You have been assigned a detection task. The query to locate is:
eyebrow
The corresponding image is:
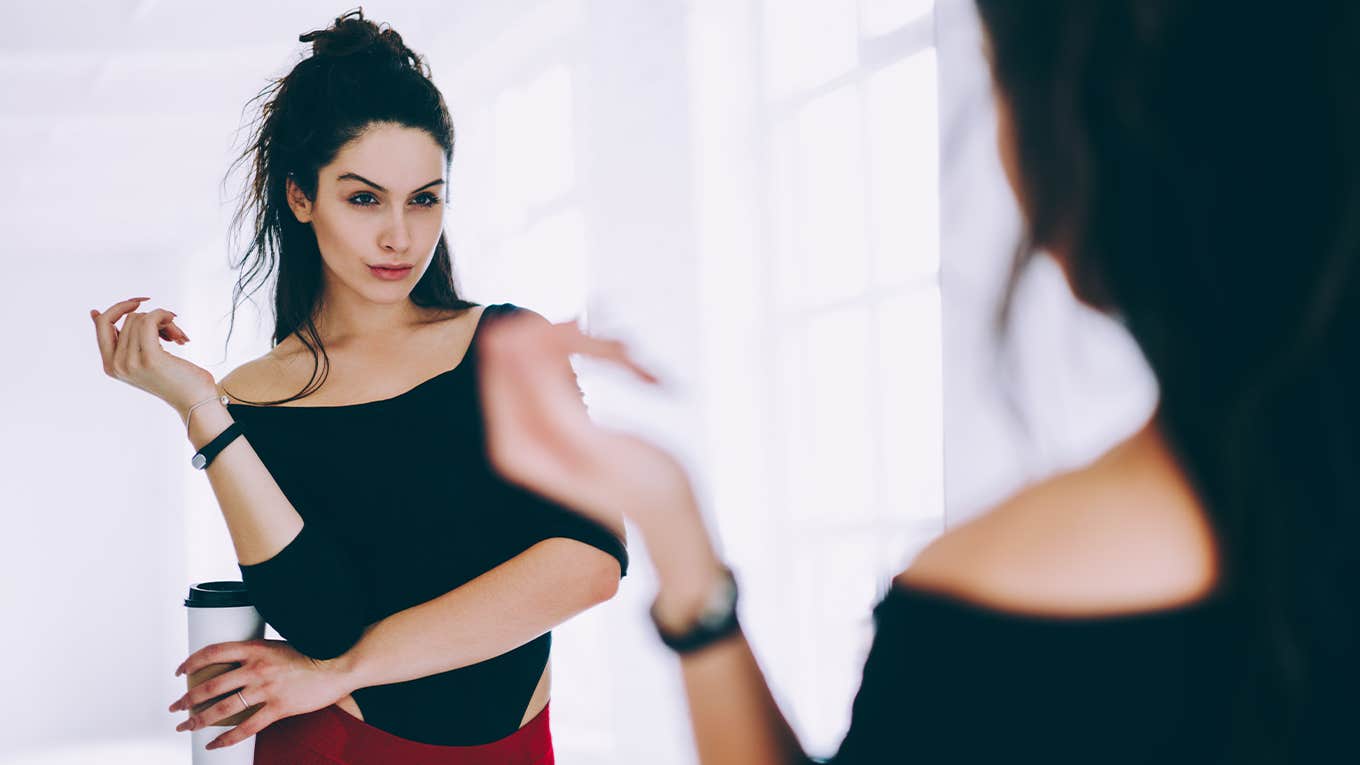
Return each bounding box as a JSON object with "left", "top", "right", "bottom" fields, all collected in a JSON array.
[{"left": 336, "top": 172, "right": 445, "bottom": 194}]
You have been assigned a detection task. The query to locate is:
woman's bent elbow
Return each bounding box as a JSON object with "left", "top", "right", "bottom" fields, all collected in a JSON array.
[
  {"left": 592, "top": 558, "right": 622, "bottom": 603},
  {"left": 286, "top": 625, "right": 365, "bottom": 661}
]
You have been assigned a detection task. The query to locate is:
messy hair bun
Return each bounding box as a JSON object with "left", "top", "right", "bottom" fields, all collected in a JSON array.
[
  {"left": 223, "top": 6, "right": 473, "bottom": 405},
  {"left": 299, "top": 9, "right": 428, "bottom": 75}
]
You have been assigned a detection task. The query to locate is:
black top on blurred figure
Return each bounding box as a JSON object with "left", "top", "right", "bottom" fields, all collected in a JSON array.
[
  {"left": 826, "top": 584, "right": 1352, "bottom": 763},
  {"left": 228, "top": 302, "right": 628, "bottom": 746}
]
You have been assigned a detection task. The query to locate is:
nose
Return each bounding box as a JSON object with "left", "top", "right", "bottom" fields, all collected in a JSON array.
[{"left": 379, "top": 206, "right": 412, "bottom": 255}]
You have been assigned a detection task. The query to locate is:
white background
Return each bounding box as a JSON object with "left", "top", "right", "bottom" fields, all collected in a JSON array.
[{"left": 0, "top": 1, "right": 1154, "bottom": 762}]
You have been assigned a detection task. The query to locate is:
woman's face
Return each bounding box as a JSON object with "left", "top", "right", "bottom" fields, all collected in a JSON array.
[{"left": 286, "top": 122, "right": 448, "bottom": 304}]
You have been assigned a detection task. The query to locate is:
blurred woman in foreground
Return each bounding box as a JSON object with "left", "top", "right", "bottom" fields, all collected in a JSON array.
[{"left": 477, "top": 2, "right": 1359, "bottom": 762}]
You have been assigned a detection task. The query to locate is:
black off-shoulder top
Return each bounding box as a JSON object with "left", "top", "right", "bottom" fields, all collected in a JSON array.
[
  {"left": 228, "top": 303, "right": 627, "bottom": 746},
  {"left": 827, "top": 583, "right": 1352, "bottom": 763}
]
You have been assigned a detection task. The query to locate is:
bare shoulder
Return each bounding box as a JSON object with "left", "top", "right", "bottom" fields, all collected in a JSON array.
[
  {"left": 217, "top": 305, "right": 487, "bottom": 404},
  {"left": 216, "top": 348, "right": 302, "bottom": 404},
  {"left": 897, "top": 424, "right": 1221, "bottom": 617}
]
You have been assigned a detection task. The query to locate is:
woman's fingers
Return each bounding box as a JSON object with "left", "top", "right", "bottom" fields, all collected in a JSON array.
[
  {"left": 176, "top": 640, "right": 258, "bottom": 678},
  {"left": 145, "top": 307, "right": 190, "bottom": 344},
  {"left": 169, "top": 666, "right": 251, "bottom": 713},
  {"left": 160, "top": 319, "right": 189, "bottom": 344},
  {"left": 177, "top": 689, "right": 257, "bottom": 733},
  {"left": 116, "top": 307, "right": 182, "bottom": 370},
  {"left": 90, "top": 297, "right": 149, "bottom": 372},
  {"left": 205, "top": 707, "right": 279, "bottom": 751},
  {"left": 111, "top": 311, "right": 142, "bottom": 375},
  {"left": 95, "top": 296, "right": 150, "bottom": 321},
  {"left": 90, "top": 309, "right": 117, "bottom": 373},
  {"left": 91, "top": 299, "right": 190, "bottom": 375},
  {"left": 547, "top": 321, "right": 659, "bottom": 384},
  {"left": 137, "top": 308, "right": 179, "bottom": 354}
]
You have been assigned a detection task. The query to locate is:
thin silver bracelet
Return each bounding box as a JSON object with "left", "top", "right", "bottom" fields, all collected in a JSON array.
[{"left": 184, "top": 394, "right": 229, "bottom": 437}]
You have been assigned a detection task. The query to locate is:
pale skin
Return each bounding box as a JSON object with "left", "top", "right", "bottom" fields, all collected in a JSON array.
[
  {"left": 89, "top": 123, "right": 621, "bottom": 750},
  {"left": 471, "top": 99, "right": 1222, "bottom": 762}
]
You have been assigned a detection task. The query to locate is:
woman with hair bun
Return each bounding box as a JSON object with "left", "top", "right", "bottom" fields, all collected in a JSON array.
[{"left": 88, "top": 9, "right": 625, "bottom": 763}]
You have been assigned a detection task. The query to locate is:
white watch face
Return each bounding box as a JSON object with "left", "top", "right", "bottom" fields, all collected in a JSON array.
[
  {"left": 697, "top": 573, "right": 737, "bottom": 628},
  {"left": 191, "top": 453, "right": 207, "bottom": 470}
]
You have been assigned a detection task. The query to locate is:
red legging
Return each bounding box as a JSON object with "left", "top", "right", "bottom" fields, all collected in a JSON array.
[{"left": 254, "top": 703, "right": 554, "bottom": 765}]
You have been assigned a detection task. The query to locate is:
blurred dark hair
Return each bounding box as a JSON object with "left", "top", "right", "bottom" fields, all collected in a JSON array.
[
  {"left": 977, "top": 1, "right": 1358, "bottom": 759},
  {"left": 224, "top": 7, "right": 475, "bottom": 404}
]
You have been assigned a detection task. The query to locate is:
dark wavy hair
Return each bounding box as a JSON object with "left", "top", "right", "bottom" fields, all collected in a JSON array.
[
  {"left": 223, "top": 7, "right": 476, "bottom": 405},
  {"left": 978, "top": 1, "right": 1359, "bottom": 760}
]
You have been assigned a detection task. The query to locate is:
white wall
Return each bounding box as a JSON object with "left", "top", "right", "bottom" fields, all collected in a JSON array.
[{"left": 934, "top": 0, "right": 1157, "bottom": 523}]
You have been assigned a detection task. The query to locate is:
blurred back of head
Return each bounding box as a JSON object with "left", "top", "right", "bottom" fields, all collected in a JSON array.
[{"left": 977, "top": 1, "right": 1359, "bottom": 757}]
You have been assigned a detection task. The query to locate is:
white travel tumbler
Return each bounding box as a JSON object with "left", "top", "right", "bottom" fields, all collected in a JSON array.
[{"left": 184, "top": 581, "right": 265, "bottom": 764}]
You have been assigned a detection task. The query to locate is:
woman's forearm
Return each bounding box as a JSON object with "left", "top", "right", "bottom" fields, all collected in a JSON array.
[
  {"left": 186, "top": 401, "right": 303, "bottom": 565},
  {"left": 187, "top": 400, "right": 369, "bottom": 659},
  {"left": 333, "top": 537, "right": 620, "bottom": 691},
  {"left": 642, "top": 513, "right": 810, "bottom": 765},
  {"left": 680, "top": 635, "right": 811, "bottom": 765}
]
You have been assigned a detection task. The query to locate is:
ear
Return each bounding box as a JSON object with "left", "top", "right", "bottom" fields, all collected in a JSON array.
[{"left": 285, "top": 175, "right": 314, "bottom": 223}]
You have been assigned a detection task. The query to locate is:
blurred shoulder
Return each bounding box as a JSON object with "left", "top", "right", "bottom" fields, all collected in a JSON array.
[
  {"left": 475, "top": 303, "right": 558, "bottom": 346},
  {"left": 898, "top": 423, "right": 1221, "bottom": 617},
  {"left": 483, "top": 302, "right": 549, "bottom": 324}
]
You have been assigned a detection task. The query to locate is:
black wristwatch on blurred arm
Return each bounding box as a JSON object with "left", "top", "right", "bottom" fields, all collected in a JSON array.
[{"left": 651, "top": 566, "right": 741, "bottom": 654}]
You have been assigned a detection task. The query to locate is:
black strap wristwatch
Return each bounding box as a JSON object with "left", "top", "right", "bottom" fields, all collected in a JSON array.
[
  {"left": 191, "top": 422, "right": 244, "bottom": 470},
  {"left": 651, "top": 566, "right": 741, "bottom": 654}
]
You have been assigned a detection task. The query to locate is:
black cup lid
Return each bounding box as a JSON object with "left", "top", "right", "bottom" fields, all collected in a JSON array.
[{"left": 185, "top": 580, "right": 253, "bottom": 608}]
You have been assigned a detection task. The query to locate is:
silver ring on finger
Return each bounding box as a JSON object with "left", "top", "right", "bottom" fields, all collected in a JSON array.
[{"left": 237, "top": 690, "right": 249, "bottom": 711}]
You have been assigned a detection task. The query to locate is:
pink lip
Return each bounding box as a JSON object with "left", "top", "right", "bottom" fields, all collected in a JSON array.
[{"left": 368, "top": 265, "right": 413, "bottom": 281}]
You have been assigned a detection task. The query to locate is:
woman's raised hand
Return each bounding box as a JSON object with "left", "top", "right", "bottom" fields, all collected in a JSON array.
[
  {"left": 90, "top": 297, "right": 219, "bottom": 418},
  {"left": 476, "top": 312, "right": 697, "bottom": 532},
  {"left": 477, "top": 312, "right": 728, "bottom": 615}
]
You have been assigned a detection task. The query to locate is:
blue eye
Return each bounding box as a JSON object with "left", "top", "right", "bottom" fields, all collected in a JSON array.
[
  {"left": 412, "top": 193, "right": 441, "bottom": 207},
  {"left": 349, "top": 192, "right": 379, "bottom": 207}
]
